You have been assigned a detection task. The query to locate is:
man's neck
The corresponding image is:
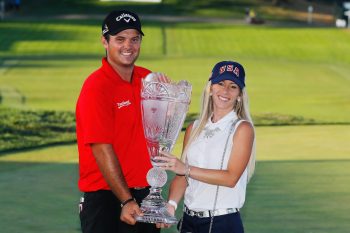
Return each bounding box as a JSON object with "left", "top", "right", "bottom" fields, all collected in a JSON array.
[
  {"left": 107, "top": 59, "right": 134, "bottom": 83},
  {"left": 117, "top": 67, "right": 134, "bottom": 83}
]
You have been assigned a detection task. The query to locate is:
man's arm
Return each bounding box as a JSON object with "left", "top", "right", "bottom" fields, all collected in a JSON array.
[{"left": 91, "top": 143, "right": 141, "bottom": 225}]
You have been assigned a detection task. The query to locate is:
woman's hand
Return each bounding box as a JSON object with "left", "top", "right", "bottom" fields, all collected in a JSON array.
[
  {"left": 155, "top": 152, "right": 186, "bottom": 175},
  {"left": 155, "top": 203, "right": 176, "bottom": 228}
]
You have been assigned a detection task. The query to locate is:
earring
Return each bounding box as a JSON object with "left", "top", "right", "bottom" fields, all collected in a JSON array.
[
  {"left": 209, "top": 92, "right": 213, "bottom": 96},
  {"left": 237, "top": 98, "right": 241, "bottom": 102}
]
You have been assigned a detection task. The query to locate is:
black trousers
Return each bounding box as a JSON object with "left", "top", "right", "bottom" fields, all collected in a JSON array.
[
  {"left": 179, "top": 212, "right": 244, "bottom": 233},
  {"left": 79, "top": 189, "right": 160, "bottom": 233}
]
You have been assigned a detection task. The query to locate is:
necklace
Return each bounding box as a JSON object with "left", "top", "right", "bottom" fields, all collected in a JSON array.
[{"left": 203, "top": 126, "right": 221, "bottom": 139}]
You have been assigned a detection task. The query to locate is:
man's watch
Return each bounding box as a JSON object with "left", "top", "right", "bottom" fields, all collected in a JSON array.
[{"left": 120, "top": 197, "right": 136, "bottom": 208}]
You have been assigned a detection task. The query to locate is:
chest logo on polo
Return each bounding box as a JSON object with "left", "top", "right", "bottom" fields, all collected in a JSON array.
[{"left": 117, "top": 100, "right": 131, "bottom": 109}]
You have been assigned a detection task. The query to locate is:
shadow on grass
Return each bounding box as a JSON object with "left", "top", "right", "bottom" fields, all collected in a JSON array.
[
  {"left": 10, "top": 0, "right": 251, "bottom": 18},
  {"left": 15, "top": 1, "right": 178, "bottom": 17},
  {"left": 0, "top": 18, "right": 231, "bottom": 62},
  {"left": 1, "top": 16, "right": 334, "bottom": 66}
]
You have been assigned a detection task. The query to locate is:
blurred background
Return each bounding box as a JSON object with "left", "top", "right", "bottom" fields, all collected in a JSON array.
[{"left": 0, "top": 0, "right": 349, "bottom": 232}]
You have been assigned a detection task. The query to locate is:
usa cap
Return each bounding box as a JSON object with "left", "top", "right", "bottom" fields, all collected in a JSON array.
[
  {"left": 209, "top": 61, "right": 245, "bottom": 89},
  {"left": 102, "top": 10, "right": 144, "bottom": 37}
]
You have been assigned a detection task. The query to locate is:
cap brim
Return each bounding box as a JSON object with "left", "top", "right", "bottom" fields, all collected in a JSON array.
[
  {"left": 211, "top": 73, "right": 245, "bottom": 89},
  {"left": 107, "top": 26, "right": 144, "bottom": 36}
]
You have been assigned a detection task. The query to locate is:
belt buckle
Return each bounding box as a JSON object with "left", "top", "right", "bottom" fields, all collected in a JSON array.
[
  {"left": 227, "top": 208, "right": 234, "bottom": 214},
  {"left": 197, "top": 211, "right": 204, "bottom": 217},
  {"left": 185, "top": 206, "right": 210, "bottom": 218}
]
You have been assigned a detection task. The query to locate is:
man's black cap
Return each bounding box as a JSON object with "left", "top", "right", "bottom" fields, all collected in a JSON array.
[{"left": 102, "top": 10, "right": 144, "bottom": 37}]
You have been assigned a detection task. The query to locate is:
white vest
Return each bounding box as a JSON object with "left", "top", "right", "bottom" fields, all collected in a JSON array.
[{"left": 184, "top": 110, "right": 248, "bottom": 211}]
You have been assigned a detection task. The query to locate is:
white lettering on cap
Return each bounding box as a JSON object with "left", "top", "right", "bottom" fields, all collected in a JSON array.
[
  {"left": 219, "top": 65, "right": 240, "bottom": 77},
  {"left": 102, "top": 24, "right": 109, "bottom": 35},
  {"left": 116, "top": 13, "right": 137, "bottom": 23}
]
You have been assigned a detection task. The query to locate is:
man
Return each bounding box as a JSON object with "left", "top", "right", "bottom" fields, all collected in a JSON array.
[{"left": 76, "top": 10, "right": 161, "bottom": 233}]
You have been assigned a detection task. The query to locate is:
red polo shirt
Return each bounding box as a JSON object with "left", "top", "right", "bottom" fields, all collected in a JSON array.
[{"left": 76, "top": 58, "right": 152, "bottom": 192}]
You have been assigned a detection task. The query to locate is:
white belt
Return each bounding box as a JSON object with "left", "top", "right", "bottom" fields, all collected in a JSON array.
[{"left": 184, "top": 205, "right": 239, "bottom": 218}]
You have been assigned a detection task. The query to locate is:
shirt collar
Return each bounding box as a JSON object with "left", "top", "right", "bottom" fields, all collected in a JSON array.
[
  {"left": 207, "top": 110, "right": 238, "bottom": 130},
  {"left": 101, "top": 57, "right": 138, "bottom": 85}
]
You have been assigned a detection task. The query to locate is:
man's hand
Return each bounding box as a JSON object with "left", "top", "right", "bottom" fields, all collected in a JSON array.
[
  {"left": 120, "top": 201, "right": 142, "bottom": 225},
  {"left": 145, "top": 72, "right": 171, "bottom": 83}
]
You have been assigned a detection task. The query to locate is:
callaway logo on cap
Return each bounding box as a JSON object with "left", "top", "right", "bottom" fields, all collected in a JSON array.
[
  {"left": 209, "top": 61, "right": 246, "bottom": 89},
  {"left": 102, "top": 10, "right": 144, "bottom": 37}
]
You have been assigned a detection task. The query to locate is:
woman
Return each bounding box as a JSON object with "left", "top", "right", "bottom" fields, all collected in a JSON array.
[{"left": 156, "top": 61, "right": 256, "bottom": 233}]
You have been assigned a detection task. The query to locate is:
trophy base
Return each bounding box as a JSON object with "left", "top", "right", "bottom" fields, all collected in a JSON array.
[
  {"left": 135, "top": 207, "right": 178, "bottom": 224},
  {"left": 135, "top": 168, "right": 178, "bottom": 224},
  {"left": 135, "top": 184, "right": 178, "bottom": 224}
]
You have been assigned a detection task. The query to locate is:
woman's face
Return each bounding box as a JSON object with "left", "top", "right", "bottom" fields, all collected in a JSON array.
[{"left": 210, "top": 80, "right": 241, "bottom": 112}]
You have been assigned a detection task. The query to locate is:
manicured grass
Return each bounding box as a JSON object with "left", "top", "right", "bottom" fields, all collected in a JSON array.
[
  {"left": 1, "top": 21, "right": 350, "bottom": 122},
  {"left": 2, "top": 56, "right": 350, "bottom": 123},
  {"left": 1, "top": 126, "right": 349, "bottom": 233},
  {"left": 172, "top": 125, "right": 350, "bottom": 160},
  {"left": 244, "top": 159, "right": 350, "bottom": 233},
  {"left": 6, "top": 0, "right": 336, "bottom": 26},
  {"left": 245, "top": 125, "right": 350, "bottom": 233},
  {"left": 2, "top": 21, "right": 350, "bottom": 63},
  {"left": 256, "top": 125, "right": 350, "bottom": 161}
]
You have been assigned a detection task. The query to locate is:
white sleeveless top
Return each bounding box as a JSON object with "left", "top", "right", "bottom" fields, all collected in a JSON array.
[{"left": 184, "top": 110, "right": 248, "bottom": 211}]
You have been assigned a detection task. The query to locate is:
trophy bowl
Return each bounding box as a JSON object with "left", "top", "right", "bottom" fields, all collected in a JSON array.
[{"left": 135, "top": 73, "right": 192, "bottom": 224}]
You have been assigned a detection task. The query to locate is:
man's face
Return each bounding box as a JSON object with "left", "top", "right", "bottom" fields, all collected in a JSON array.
[{"left": 103, "top": 29, "right": 142, "bottom": 68}]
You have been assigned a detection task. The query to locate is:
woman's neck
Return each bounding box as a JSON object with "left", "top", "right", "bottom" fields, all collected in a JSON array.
[{"left": 211, "top": 109, "right": 232, "bottom": 123}]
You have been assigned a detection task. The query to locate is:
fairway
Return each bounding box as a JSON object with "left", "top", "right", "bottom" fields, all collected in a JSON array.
[{"left": 1, "top": 21, "right": 350, "bottom": 122}]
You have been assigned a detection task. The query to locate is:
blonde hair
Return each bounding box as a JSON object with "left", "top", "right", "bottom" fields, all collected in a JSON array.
[{"left": 181, "top": 80, "right": 256, "bottom": 182}]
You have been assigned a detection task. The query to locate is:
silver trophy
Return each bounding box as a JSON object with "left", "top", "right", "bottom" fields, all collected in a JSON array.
[{"left": 135, "top": 73, "right": 192, "bottom": 224}]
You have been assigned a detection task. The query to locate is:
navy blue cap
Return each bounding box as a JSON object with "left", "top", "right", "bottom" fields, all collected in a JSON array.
[
  {"left": 102, "top": 10, "right": 144, "bottom": 37},
  {"left": 209, "top": 61, "right": 245, "bottom": 89}
]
